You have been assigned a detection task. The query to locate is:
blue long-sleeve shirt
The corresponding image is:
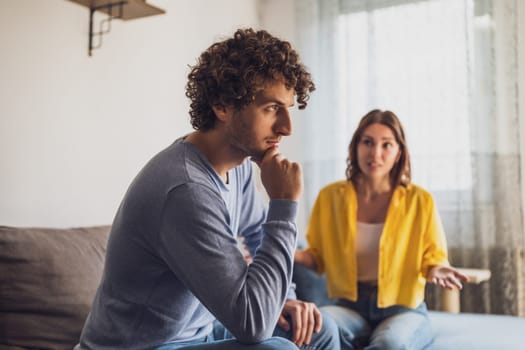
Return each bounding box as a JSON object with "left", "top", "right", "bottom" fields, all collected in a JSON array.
[{"left": 76, "top": 138, "right": 298, "bottom": 349}]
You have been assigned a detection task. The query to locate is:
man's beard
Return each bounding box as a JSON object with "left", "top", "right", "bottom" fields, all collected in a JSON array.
[
  {"left": 228, "top": 112, "right": 267, "bottom": 161},
  {"left": 229, "top": 133, "right": 266, "bottom": 161}
]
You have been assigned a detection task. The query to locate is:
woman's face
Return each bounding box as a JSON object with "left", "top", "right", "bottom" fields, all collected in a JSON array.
[{"left": 356, "top": 123, "right": 401, "bottom": 182}]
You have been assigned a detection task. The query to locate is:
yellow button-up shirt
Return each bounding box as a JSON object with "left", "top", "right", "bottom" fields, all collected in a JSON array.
[{"left": 305, "top": 180, "right": 449, "bottom": 309}]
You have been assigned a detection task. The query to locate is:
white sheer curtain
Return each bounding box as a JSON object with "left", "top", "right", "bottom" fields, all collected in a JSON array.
[{"left": 294, "top": 0, "right": 524, "bottom": 315}]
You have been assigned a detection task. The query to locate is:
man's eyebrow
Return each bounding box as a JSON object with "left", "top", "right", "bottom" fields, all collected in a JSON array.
[{"left": 260, "top": 97, "right": 294, "bottom": 107}]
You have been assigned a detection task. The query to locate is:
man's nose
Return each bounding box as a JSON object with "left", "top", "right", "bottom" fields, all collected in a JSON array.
[{"left": 275, "top": 109, "right": 292, "bottom": 136}]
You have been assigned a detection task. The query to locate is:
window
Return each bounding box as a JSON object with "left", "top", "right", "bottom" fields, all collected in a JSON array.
[{"left": 337, "top": 0, "right": 481, "bottom": 191}]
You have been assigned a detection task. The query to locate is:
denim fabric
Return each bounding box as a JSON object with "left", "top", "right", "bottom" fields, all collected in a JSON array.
[
  {"left": 321, "top": 283, "right": 434, "bottom": 350},
  {"left": 272, "top": 309, "right": 340, "bottom": 350},
  {"left": 152, "top": 332, "right": 296, "bottom": 350},
  {"left": 153, "top": 309, "right": 340, "bottom": 350}
]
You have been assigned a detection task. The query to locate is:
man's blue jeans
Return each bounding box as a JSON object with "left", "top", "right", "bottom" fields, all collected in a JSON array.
[
  {"left": 320, "top": 283, "right": 434, "bottom": 350},
  {"left": 153, "top": 334, "right": 296, "bottom": 350},
  {"left": 271, "top": 309, "right": 340, "bottom": 350},
  {"left": 154, "top": 309, "right": 340, "bottom": 350}
]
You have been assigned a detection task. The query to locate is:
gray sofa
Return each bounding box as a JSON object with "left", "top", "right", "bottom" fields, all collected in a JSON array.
[
  {"left": 1, "top": 225, "right": 524, "bottom": 349},
  {"left": 292, "top": 263, "right": 525, "bottom": 349}
]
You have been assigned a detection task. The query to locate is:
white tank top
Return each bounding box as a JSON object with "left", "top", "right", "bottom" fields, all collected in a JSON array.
[{"left": 356, "top": 221, "right": 384, "bottom": 282}]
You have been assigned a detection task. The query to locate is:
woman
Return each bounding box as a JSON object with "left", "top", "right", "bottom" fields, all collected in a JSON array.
[{"left": 295, "top": 109, "right": 468, "bottom": 349}]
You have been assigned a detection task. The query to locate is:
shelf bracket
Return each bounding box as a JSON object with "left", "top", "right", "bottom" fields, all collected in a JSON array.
[
  {"left": 69, "top": 0, "right": 165, "bottom": 56},
  {"left": 88, "top": 1, "right": 126, "bottom": 56}
]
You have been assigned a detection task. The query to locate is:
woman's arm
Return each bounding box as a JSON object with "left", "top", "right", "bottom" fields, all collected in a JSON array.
[{"left": 294, "top": 249, "right": 317, "bottom": 271}]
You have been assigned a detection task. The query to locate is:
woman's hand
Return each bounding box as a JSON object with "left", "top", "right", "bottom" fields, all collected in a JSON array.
[
  {"left": 294, "top": 249, "right": 317, "bottom": 271},
  {"left": 427, "top": 265, "right": 469, "bottom": 290}
]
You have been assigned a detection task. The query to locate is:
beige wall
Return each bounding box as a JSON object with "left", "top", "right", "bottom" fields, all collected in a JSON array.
[{"left": 0, "top": 0, "right": 259, "bottom": 227}]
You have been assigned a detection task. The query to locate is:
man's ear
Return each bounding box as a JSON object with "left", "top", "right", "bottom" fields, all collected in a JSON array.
[{"left": 212, "top": 104, "right": 231, "bottom": 122}]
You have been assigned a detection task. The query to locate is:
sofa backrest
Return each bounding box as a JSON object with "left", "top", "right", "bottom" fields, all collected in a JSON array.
[{"left": 0, "top": 225, "right": 111, "bottom": 350}]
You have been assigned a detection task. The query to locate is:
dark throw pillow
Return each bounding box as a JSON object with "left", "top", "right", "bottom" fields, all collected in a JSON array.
[{"left": 0, "top": 225, "right": 110, "bottom": 350}]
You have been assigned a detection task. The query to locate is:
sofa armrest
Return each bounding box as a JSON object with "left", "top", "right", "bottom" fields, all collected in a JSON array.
[{"left": 441, "top": 268, "right": 491, "bottom": 313}]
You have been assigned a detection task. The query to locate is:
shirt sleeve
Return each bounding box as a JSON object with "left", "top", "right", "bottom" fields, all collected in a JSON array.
[
  {"left": 237, "top": 163, "right": 297, "bottom": 300},
  {"left": 158, "top": 182, "right": 298, "bottom": 343},
  {"left": 421, "top": 194, "right": 450, "bottom": 277}
]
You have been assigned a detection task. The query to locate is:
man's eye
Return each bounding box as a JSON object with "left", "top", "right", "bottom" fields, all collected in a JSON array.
[{"left": 267, "top": 105, "right": 279, "bottom": 111}]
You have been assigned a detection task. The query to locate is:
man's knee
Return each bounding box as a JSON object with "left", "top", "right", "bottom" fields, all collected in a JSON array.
[
  {"left": 319, "top": 310, "right": 339, "bottom": 337},
  {"left": 304, "top": 310, "right": 340, "bottom": 350}
]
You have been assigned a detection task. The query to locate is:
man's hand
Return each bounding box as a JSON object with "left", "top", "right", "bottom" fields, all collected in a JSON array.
[
  {"left": 427, "top": 265, "right": 469, "bottom": 290},
  {"left": 278, "top": 299, "right": 322, "bottom": 347},
  {"left": 252, "top": 147, "right": 302, "bottom": 201}
]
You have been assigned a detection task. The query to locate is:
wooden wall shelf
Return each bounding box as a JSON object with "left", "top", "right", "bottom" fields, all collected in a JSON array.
[
  {"left": 68, "top": 0, "right": 166, "bottom": 56},
  {"left": 69, "top": 0, "right": 165, "bottom": 20}
]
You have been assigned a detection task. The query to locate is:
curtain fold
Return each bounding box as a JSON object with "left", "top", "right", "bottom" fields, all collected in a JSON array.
[{"left": 294, "top": 0, "right": 523, "bottom": 316}]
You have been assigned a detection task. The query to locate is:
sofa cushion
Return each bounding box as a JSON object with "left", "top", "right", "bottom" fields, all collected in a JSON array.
[
  {"left": 429, "top": 311, "right": 525, "bottom": 350},
  {"left": 0, "top": 225, "right": 110, "bottom": 350}
]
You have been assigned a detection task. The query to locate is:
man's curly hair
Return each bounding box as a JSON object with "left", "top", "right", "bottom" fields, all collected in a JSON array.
[{"left": 186, "top": 28, "right": 315, "bottom": 131}]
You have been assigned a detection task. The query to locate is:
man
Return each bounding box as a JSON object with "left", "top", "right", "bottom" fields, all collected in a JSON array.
[{"left": 76, "top": 28, "right": 339, "bottom": 350}]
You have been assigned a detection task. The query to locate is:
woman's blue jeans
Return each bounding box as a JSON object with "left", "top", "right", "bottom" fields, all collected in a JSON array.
[{"left": 321, "top": 283, "right": 434, "bottom": 350}]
